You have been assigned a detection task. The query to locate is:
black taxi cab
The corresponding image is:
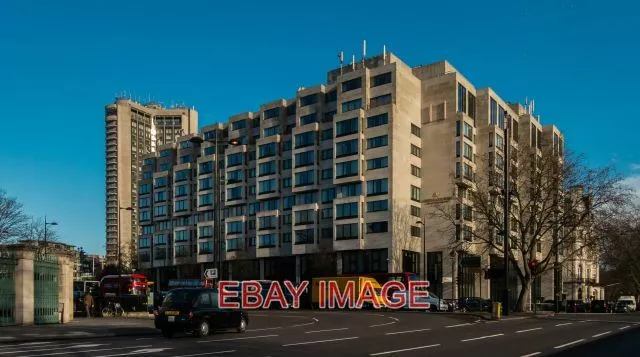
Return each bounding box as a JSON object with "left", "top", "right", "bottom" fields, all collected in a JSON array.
[{"left": 154, "top": 288, "right": 248, "bottom": 338}]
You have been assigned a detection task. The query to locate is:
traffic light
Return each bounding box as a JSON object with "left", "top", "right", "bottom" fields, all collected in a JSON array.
[{"left": 528, "top": 260, "right": 540, "bottom": 274}]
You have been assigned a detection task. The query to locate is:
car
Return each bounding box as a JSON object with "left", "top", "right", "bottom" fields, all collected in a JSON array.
[
  {"left": 614, "top": 301, "right": 632, "bottom": 313},
  {"left": 458, "top": 297, "right": 491, "bottom": 312},
  {"left": 565, "top": 300, "right": 587, "bottom": 313},
  {"left": 154, "top": 288, "right": 249, "bottom": 338},
  {"left": 617, "top": 296, "right": 637, "bottom": 312},
  {"left": 590, "top": 300, "right": 607, "bottom": 313}
]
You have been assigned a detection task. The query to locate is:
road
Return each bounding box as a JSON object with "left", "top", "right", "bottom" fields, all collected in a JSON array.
[{"left": 1, "top": 311, "right": 638, "bottom": 357}]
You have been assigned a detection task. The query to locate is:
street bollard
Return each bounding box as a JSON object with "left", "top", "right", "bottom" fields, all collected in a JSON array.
[{"left": 492, "top": 302, "right": 502, "bottom": 320}]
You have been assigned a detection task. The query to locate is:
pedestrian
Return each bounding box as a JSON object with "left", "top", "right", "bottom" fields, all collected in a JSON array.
[{"left": 84, "top": 290, "right": 94, "bottom": 318}]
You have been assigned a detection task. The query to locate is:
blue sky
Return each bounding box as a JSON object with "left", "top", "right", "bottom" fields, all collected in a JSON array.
[{"left": 0, "top": 0, "right": 638, "bottom": 255}]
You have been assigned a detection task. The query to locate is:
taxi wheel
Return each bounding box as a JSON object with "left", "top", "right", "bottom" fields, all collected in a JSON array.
[
  {"left": 196, "top": 321, "right": 210, "bottom": 337},
  {"left": 161, "top": 329, "right": 174, "bottom": 338},
  {"left": 237, "top": 316, "right": 247, "bottom": 333}
]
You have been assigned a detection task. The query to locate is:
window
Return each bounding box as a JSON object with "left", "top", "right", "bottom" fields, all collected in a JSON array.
[
  {"left": 321, "top": 128, "right": 333, "bottom": 141},
  {"left": 249, "top": 186, "right": 257, "bottom": 195},
  {"left": 199, "top": 177, "right": 213, "bottom": 190},
  {"left": 411, "top": 165, "right": 421, "bottom": 177},
  {"left": 263, "top": 126, "right": 280, "bottom": 137},
  {"left": 336, "top": 223, "right": 358, "bottom": 240},
  {"left": 199, "top": 193, "right": 213, "bottom": 206},
  {"left": 283, "top": 195, "right": 295, "bottom": 210},
  {"left": 231, "top": 120, "right": 247, "bottom": 131},
  {"left": 370, "top": 94, "right": 392, "bottom": 109},
  {"left": 321, "top": 208, "right": 333, "bottom": 219},
  {"left": 336, "top": 160, "right": 358, "bottom": 178},
  {"left": 463, "top": 163, "right": 473, "bottom": 180},
  {"left": 154, "top": 177, "right": 167, "bottom": 188},
  {"left": 294, "top": 170, "right": 314, "bottom": 187},
  {"left": 336, "top": 202, "right": 358, "bottom": 219},
  {"left": 295, "top": 191, "right": 317, "bottom": 205},
  {"left": 142, "top": 171, "right": 153, "bottom": 179},
  {"left": 457, "top": 83, "right": 467, "bottom": 113},
  {"left": 341, "top": 98, "right": 362, "bottom": 113},
  {"left": 300, "top": 113, "right": 317, "bottom": 126},
  {"left": 411, "top": 144, "right": 421, "bottom": 157},
  {"left": 496, "top": 134, "right": 504, "bottom": 150},
  {"left": 227, "top": 221, "right": 243, "bottom": 234},
  {"left": 282, "top": 177, "right": 292, "bottom": 188},
  {"left": 175, "top": 184, "right": 188, "bottom": 197},
  {"left": 175, "top": 230, "right": 189, "bottom": 242},
  {"left": 227, "top": 169, "right": 243, "bottom": 183},
  {"left": 199, "top": 242, "right": 213, "bottom": 254},
  {"left": 321, "top": 168, "right": 333, "bottom": 180},
  {"left": 323, "top": 110, "right": 336, "bottom": 123},
  {"left": 295, "top": 151, "right": 315, "bottom": 167},
  {"left": 490, "top": 98, "right": 497, "bottom": 126},
  {"left": 139, "top": 197, "right": 151, "bottom": 208},
  {"left": 367, "top": 221, "right": 388, "bottom": 233},
  {"left": 300, "top": 93, "right": 318, "bottom": 107},
  {"left": 264, "top": 107, "right": 280, "bottom": 120},
  {"left": 498, "top": 105, "right": 505, "bottom": 129},
  {"left": 468, "top": 92, "right": 476, "bottom": 119},
  {"left": 342, "top": 77, "right": 362, "bottom": 92},
  {"left": 411, "top": 124, "right": 421, "bottom": 138},
  {"left": 226, "top": 238, "right": 243, "bottom": 252},
  {"left": 154, "top": 234, "right": 168, "bottom": 245},
  {"left": 179, "top": 141, "right": 192, "bottom": 149},
  {"left": 336, "top": 118, "right": 359, "bottom": 137},
  {"left": 367, "top": 135, "right": 388, "bottom": 149},
  {"left": 463, "top": 122, "right": 473, "bottom": 139},
  {"left": 283, "top": 140, "right": 292, "bottom": 151},
  {"left": 367, "top": 178, "right": 388, "bottom": 196},
  {"left": 325, "top": 90, "right": 337, "bottom": 103},
  {"left": 338, "top": 182, "right": 361, "bottom": 197},
  {"left": 410, "top": 185, "right": 421, "bottom": 202},
  {"left": 411, "top": 225, "right": 422, "bottom": 237},
  {"left": 258, "top": 179, "right": 277, "bottom": 194},
  {"left": 463, "top": 143, "right": 473, "bottom": 160},
  {"left": 282, "top": 232, "right": 292, "bottom": 243},
  {"left": 259, "top": 234, "right": 277, "bottom": 248},
  {"left": 258, "top": 216, "right": 277, "bottom": 230},
  {"left": 179, "top": 155, "right": 191, "bottom": 164},
  {"left": 199, "top": 225, "right": 213, "bottom": 238},
  {"left": 321, "top": 188, "right": 336, "bottom": 203},
  {"left": 159, "top": 163, "right": 171, "bottom": 171},
  {"left": 138, "top": 237, "right": 150, "bottom": 249},
  {"left": 336, "top": 139, "right": 358, "bottom": 157},
  {"left": 153, "top": 205, "right": 167, "bottom": 217},
  {"left": 367, "top": 199, "right": 388, "bottom": 212},
  {"left": 143, "top": 225, "right": 154, "bottom": 235},
  {"left": 463, "top": 224, "right": 473, "bottom": 241},
  {"left": 321, "top": 148, "right": 333, "bottom": 160},
  {"left": 154, "top": 191, "right": 166, "bottom": 202},
  {"left": 295, "top": 131, "right": 315, "bottom": 148},
  {"left": 139, "top": 183, "right": 151, "bottom": 194},
  {"left": 410, "top": 205, "right": 421, "bottom": 217},
  {"left": 226, "top": 187, "right": 242, "bottom": 201},
  {"left": 295, "top": 210, "right": 315, "bottom": 225},
  {"left": 175, "top": 199, "right": 188, "bottom": 212},
  {"left": 176, "top": 169, "right": 189, "bottom": 182},
  {"left": 496, "top": 153, "right": 504, "bottom": 167},
  {"left": 294, "top": 229, "right": 315, "bottom": 244},
  {"left": 372, "top": 72, "right": 392, "bottom": 87},
  {"left": 456, "top": 142, "right": 461, "bottom": 157},
  {"left": 227, "top": 153, "right": 243, "bottom": 167},
  {"left": 258, "top": 161, "right": 276, "bottom": 176},
  {"left": 259, "top": 143, "right": 277, "bottom": 158},
  {"left": 367, "top": 157, "right": 388, "bottom": 170},
  {"left": 160, "top": 149, "right": 172, "bottom": 157},
  {"left": 367, "top": 113, "right": 388, "bottom": 128}
]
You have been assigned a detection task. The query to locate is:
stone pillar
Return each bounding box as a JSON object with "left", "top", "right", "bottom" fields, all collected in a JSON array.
[
  {"left": 14, "top": 250, "right": 35, "bottom": 325},
  {"left": 57, "top": 255, "right": 74, "bottom": 323},
  {"left": 259, "top": 259, "right": 265, "bottom": 280}
]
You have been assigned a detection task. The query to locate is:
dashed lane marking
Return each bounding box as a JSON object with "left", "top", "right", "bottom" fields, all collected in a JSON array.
[
  {"left": 461, "top": 333, "right": 504, "bottom": 342},
  {"left": 248, "top": 327, "right": 283, "bottom": 331},
  {"left": 305, "top": 328, "right": 349, "bottom": 334},
  {"left": 369, "top": 321, "right": 396, "bottom": 328},
  {"left": 554, "top": 339, "right": 585, "bottom": 349},
  {"left": 369, "top": 344, "right": 440, "bottom": 356},
  {"left": 198, "top": 335, "right": 279, "bottom": 343},
  {"left": 519, "top": 353, "right": 541, "bottom": 357},
  {"left": 172, "top": 351, "right": 236, "bottom": 357},
  {"left": 282, "top": 336, "right": 359, "bottom": 347},
  {"left": 592, "top": 331, "right": 611, "bottom": 338},
  {"left": 619, "top": 325, "right": 631, "bottom": 330},
  {"left": 516, "top": 327, "right": 543, "bottom": 334},
  {"left": 555, "top": 322, "right": 573, "bottom": 327},
  {"left": 385, "top": 328, "right": 431, "bottom": 335},
  {"left": 21, "top": 345, "right": 152, "bottom": 357},
  {"left": 445, "top": 323, "right": 471, "bottom": 328}
]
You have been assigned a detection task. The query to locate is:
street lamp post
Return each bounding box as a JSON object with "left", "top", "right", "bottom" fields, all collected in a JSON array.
[
  {"left": 117, "top": 206, "right": 133, "bottom": 306},
  {"left": 190, "top": 135, "right": 241, "bottom": 281},
  {"left": 502, "top": 111, "right": 511, "bottom": 316},
  {"left": 416, "top": 220, "right": 427, "bottom": 282},
  {"left": 43, "top": 216, "right": 58, "bottom": 255}
]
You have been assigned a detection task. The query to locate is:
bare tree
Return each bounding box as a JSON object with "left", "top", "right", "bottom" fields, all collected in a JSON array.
[
  {"left": 428, "top": 146, "right": 628, "bottom": 311},
  {"left": 21, "top": 217, "right": 60, "bottom": 255},
  {"left": 391, "top": 199, "right": 422, "bottom": 275},
  {"left": 0, "top": 190, "right": 28, "bottom": 245}
]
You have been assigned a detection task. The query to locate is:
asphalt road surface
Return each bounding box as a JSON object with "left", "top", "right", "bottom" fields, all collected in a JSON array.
[{"left": 1, "top": 311, "right": 638, "bottom": 357}]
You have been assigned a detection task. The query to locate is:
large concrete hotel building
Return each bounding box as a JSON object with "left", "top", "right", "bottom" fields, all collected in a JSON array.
[
  {"left": 105, "top": 99, "right": 198, "bottom": 267},
  {"left": 136, "top": 52, "right": 601, "bottom": 303}
]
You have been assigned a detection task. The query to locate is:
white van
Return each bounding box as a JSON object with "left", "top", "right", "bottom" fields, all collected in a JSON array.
[{"left": 617, "top": 296, "right": 637, "bottom": 312}]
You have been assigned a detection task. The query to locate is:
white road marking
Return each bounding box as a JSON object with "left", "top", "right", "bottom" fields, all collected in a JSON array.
[
  {"left": 554, "top": 339, "right": 585, "bottom": 349},
  {"left": 516, "top": 327, "right": 543, "bottom": 334},
  {"left": 0, "top": 338, "right": 15, "bottom": 341},
  {"left": 312, "top": 317, "right": 319, "bottom": 322},
  {"left": 390, "top": 317, "right": 400, "bottom": 322},
  {"left": 385, "top": 328, "right": 431, "bottom": 335},
  {"left": 248, "top": 327, "right": 282, "bottom": 331},
  {"left": 291, "top": 322, "right": 316, "bottom": 327},
  {"left": 170, "top": 351, "right": 236, "bottom": 357},
  {"left": 592, "top": 331, "right": 611, "bottom": 338},
  {"left": 22, "top": 345, "right": 152, "bottom": 357},
  {"left": 579, "top": 320, "right": 588, "bottom": 323},
  {"left": 198, "top": 334, "right": 278, "bottom": 343},
  {"left": 555, "top": 322, "right": 573, "bottom": 327},
  {"left": 282, "top": 336, "right": 359, "bottom": 347},
  {"left": 619, "top": 325, "right": 631, "bottom": 330},
  {"left": 369, "top": 344, "right": 440, "bottom": 356},
  {"left": 305, "top": 327, "right": 349, "bottom": 334},
  {"left": 0, "top": 343, "right": 105, "bottom": 355},
  {"left": 461, "top": 333, "right": 504, "bottom": 342},
  {"left": 445, "top": 323, "right": 471, "bottom": 328},
  {"left": 135, "top": 338, "right": 154, "bottom": 340},
  {"left": 520, "top": 353, "right": 541, "bottom": 357},
  {"left": 96, "top": 347, "right": 171, "bottom": 357},
  {"left": 369, "top": 321, "right": 396, "bottom": 327}
]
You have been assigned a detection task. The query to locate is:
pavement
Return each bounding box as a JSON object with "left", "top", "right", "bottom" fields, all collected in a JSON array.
[{"left": 0, "top": 310, "right": 638, "bottom": 356}]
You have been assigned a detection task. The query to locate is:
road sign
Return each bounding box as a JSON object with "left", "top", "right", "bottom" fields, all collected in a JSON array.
[
  {"left": 204, "top": 268, "right": 218, "bottom": 279},
  {"left": 442, "top": 277, "right": 453, "bottom": 283}
]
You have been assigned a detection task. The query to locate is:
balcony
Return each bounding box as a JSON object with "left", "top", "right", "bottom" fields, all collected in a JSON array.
[{"left": 564, "top": 278, "right": 597, "bottom": 285}]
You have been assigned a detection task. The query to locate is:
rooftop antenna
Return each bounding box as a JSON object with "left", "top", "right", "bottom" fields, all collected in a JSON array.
[
  {"left": 383, "top": 45, "right": 387, "bottom": 65},
  {"left": 338, "top": 50, "right": 344, "bottom": 75},
  {"left": 351, "top": 54, "right": 355, "bottom": 70},
  {"left": 362, "top": 40, "right": 367, "bottom": 66}
]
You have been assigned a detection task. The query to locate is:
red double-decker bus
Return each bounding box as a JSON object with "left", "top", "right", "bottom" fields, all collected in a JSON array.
[{"left": 100, "top": 273, "right": 148, "bottom": 297}]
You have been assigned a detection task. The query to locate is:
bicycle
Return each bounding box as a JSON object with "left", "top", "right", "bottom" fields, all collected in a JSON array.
[{"left": 101, "top": 301, "right": 125, "bottom": 317}]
